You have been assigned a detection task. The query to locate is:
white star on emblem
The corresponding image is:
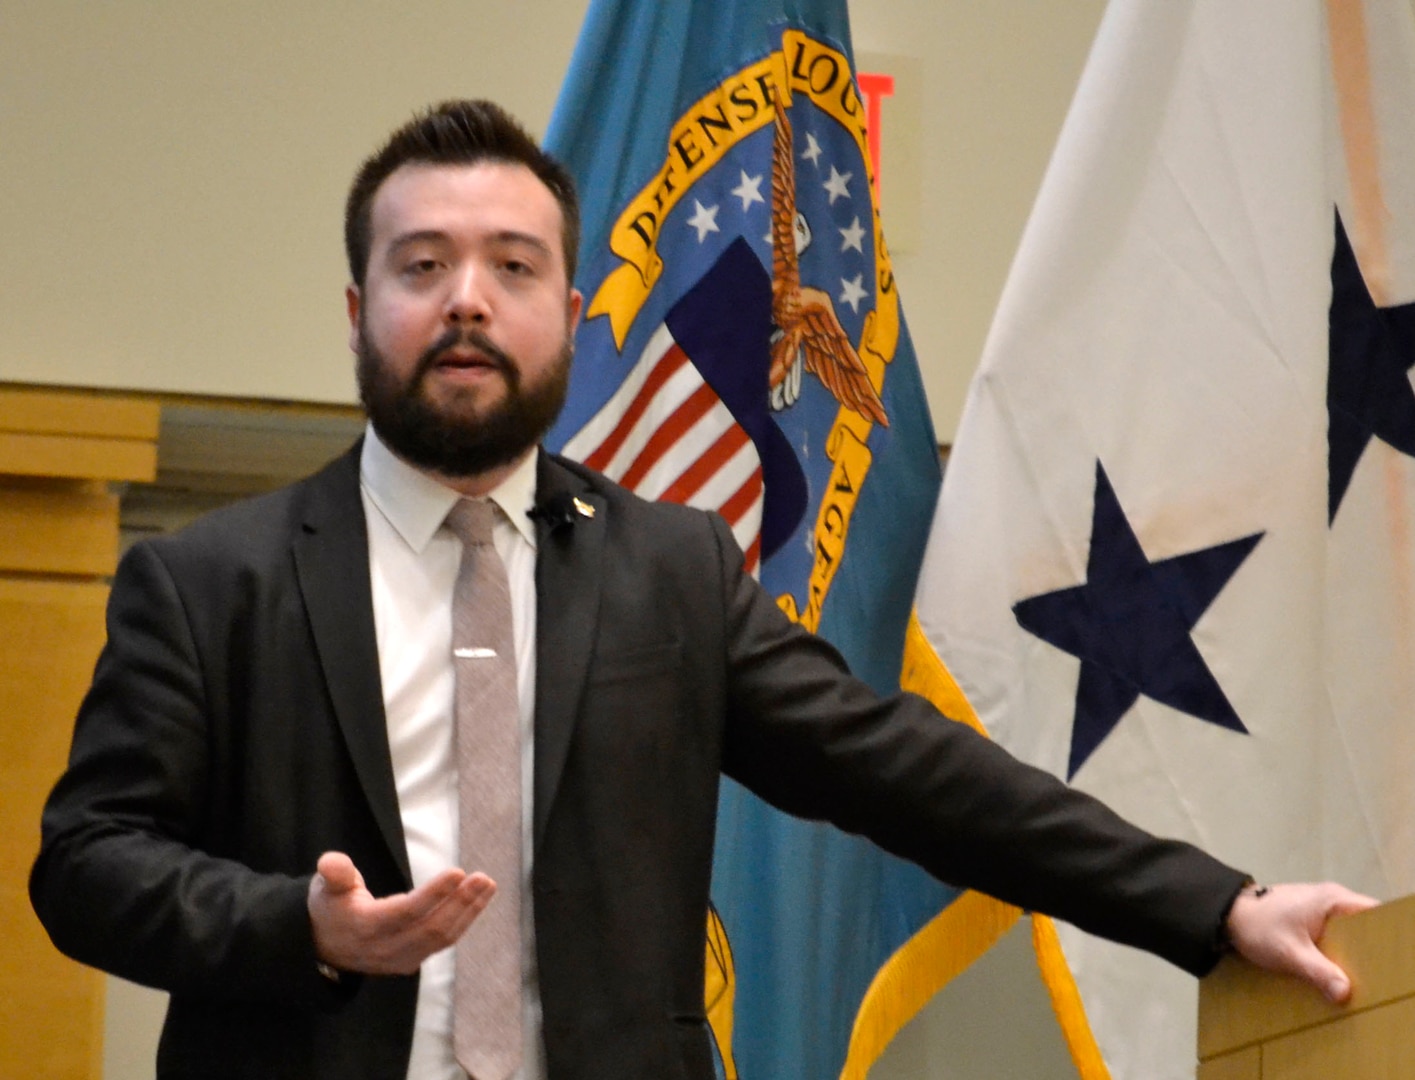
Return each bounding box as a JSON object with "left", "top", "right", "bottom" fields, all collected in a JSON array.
[
  {"left": 686, "top": 200, "right": 721, "bottom": 242},
  {"left": 801, "top": 132, "right": 824, "bottom": 166},
  {"left": 731, "top": 170, "right": 765, "bottom": 211},
  {"left": 839, "top": 216, "right": 866, "bottom": 253},
  {"left": 839, "top": 273, "right": 868, "bottom": 313},
  {"left": 823, "top": 166, "right": 853, "bottom": 205}
]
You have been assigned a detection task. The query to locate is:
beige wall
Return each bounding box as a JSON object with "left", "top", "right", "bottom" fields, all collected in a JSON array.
[
  {"left": 0, "top": 2, "right": 589, "bottom": 408},
  {"left": 852, "top": 0, "right": 1106, "bottom": 438},
  {"left": 4, "top": 3, "right": 1107, "bottom": 1078},
  {"left": 0, "top": 0, "right": 1102, "bottom": 442}
]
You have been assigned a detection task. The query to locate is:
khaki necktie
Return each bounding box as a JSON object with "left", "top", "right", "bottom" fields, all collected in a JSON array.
[{"left": 444, "top": 499, "right": 522, "bottom": 1080}]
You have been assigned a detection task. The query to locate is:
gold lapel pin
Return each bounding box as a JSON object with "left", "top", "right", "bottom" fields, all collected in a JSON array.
[{"left": 573, "top": 497, "right": 596, "bottom": 519}]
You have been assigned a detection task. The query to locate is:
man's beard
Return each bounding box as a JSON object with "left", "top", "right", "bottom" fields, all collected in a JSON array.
[{"left": 357, "top": 321, "right": 571, "bottom": 479}]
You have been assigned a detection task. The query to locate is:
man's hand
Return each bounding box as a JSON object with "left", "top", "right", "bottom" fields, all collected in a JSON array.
[
  {"left": 307, "top": 851, "right": 497, "bottom": 975},
  {"left": 1225, "top": 882, "right": 1378, "bottom": 1004}
]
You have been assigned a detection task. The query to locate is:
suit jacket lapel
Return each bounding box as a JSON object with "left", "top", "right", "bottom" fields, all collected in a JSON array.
[
  {"left": 532, "top": 452, "right": 606, "bottom": 849},
  {"left": 291, "top": 445, "right": 413, "bottom": 885}
]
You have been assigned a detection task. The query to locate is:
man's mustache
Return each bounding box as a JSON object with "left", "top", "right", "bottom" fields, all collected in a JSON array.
[{"left": 415, "top": 327, "right": 517, "bottom": 380}]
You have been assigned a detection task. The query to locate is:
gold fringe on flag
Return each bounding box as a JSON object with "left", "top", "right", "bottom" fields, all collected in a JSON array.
[
  {"left": 840, "top": 889, "right": 1021, "bottom": 1079},
  {"left": 841, "top": 611, "right": 1112, "bottom": 1080},
  {"left": 836, "top": 613, "right": 1022, "bottom": 1078},
  {"left": 1031, "top": 914, "right": 1112, "bottom": 1080}
]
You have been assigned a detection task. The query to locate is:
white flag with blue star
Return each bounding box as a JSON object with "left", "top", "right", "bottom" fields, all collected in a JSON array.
[{"left": 916, "top": 0, "right": 1415, "bottom": 1077}]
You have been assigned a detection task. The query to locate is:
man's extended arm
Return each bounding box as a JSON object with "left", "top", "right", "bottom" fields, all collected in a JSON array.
[{"left": 707, "top": 510, "right": 1375, "bottom": 994}]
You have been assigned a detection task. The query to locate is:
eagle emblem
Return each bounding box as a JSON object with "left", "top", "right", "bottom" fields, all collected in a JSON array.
[{"left": 769, "top": 101, "right": 889, "bottom": 427}]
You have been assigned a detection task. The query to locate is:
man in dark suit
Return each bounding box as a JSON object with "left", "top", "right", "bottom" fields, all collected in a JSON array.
[{"left": 31, "top": 100, "right": 1373, "bottom": 1080}]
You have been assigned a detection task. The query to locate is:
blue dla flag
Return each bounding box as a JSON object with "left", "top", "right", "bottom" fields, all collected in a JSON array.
[
  {"left": 545, "top": 1, "right": 1012, "bottom": 1077},
  {"left": 917, "top": 0, "right": 1415, "bottom": 1077}
]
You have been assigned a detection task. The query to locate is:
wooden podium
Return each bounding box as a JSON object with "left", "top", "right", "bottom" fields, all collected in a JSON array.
[{"left": 1198, "top": 894, "right": 1415, "bottom": 1079}]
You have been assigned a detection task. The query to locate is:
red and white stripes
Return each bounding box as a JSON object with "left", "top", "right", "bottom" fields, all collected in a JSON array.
[{"left": 563, "top": 324, "right": 765, "bottom": 573}]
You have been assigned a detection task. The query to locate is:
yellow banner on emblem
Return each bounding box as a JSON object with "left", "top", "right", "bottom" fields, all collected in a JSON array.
[{"left": 588, "top": 57, "right": 778, "bottom": 348}]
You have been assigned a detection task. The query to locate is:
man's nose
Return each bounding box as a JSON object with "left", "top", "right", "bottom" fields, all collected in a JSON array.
[{"left": 444, "top": 266, "right": 491, "bottom": 324}]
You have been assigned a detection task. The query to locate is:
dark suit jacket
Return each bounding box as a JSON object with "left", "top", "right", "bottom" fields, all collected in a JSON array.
[{"left": 31, "top": 445, "right": 1245, "bottom": 1079}]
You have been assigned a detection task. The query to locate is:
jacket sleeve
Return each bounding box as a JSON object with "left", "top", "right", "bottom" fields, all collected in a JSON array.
[
  {"left": 709, "top": 513, "right": 1246, "bottom": 977},
  {"left": 29, "top": 540, "right": 342, "bottom": 1007}
]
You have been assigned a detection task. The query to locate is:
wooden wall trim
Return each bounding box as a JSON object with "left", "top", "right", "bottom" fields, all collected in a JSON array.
[
  {"left": 0, "top": 386, "right": 159, "bottom": 485},
  {"left": 0, "top": 387, "right": 160, "bottom": 441}
]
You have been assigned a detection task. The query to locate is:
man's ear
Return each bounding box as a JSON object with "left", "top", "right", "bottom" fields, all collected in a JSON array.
[
  {"left": 346, "top": 285, "right": 362, "bottom": 355},
  {"left": 567, "top": 288, "right": 584, "bottom": 345}
]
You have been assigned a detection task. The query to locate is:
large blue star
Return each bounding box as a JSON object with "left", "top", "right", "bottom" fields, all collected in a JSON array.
[
  {"left": 1327, "top": 211, "right": 1415, "bottom": 523},
  {"left": 1013, "top": 462, "right": 1262, "bottom": 779}
]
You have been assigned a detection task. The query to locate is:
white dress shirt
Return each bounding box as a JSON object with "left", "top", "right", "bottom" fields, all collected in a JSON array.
[{"left": 359, "top": 426, "right": 545, "bottom": 1080}]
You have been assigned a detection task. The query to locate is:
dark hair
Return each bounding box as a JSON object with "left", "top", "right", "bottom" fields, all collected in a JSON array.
[{"left": 344, "top": 99, "right": 580, "bottom": 287}]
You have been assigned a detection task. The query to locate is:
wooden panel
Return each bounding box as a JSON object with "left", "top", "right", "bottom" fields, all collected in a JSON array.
[
  {"left": 1317, "top": 893, "right": 1415, "bottom": 1009},
  {"left": 0, "top": 431, "right": 156, "bottom": 483},
  {"left": 1197, "top": 1046, "right": 1261, "bottom": 1080},
  {"left": 1264, "top": 994, "right": 1415, "bottom": 1080},
  {"left": 0, "top": 577, "right": 111, "bottom": 1080},
  {"left": 1199, "top": 894, "right": 1415, "bottom": 1059},
  {"left": 0, "top": 386, "right": 159, "bottom": 441},
  {"left": 0, "top": 485, "right": 119, "bottom": 576}
]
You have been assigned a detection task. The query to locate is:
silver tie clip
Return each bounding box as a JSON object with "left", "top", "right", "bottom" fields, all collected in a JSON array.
[{"left": 454, "top": 647, "right": 498, "bottom": 659}]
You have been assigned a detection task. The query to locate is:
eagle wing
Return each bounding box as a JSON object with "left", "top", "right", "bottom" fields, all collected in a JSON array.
[{"left": 794, "top": 286, "right": 889, "bottom": 427}]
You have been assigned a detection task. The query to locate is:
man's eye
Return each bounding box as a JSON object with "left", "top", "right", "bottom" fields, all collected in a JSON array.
[{"left": 406, "top": 259, "right": 440, "bottom": 276}]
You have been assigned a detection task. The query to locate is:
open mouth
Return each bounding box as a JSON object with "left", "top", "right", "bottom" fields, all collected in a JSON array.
[
  {"left": 428, "top": 344, "right": 516, "bottom": 387},
  {"left": 437, "top": 350, "right": 500, "bottom": 371}
]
